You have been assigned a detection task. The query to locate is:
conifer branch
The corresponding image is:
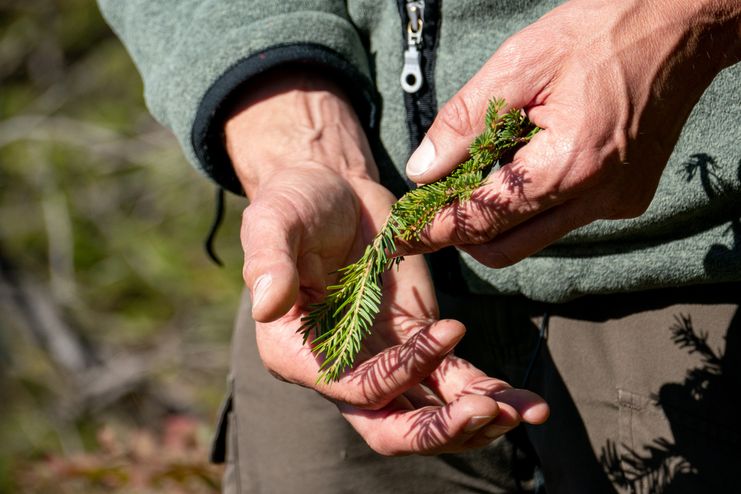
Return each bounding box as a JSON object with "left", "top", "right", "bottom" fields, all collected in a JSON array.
[{"left": 300, "top": 99, "right": 540, "bottom": 383}]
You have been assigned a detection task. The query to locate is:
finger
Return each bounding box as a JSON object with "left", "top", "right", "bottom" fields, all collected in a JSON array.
[
  {"left": 462, "top": 419, "right": 519, "bottom": 449},
  {"left": 328, "top": 319, "right": 467, "bottom": 409},
  {"left": 398, "top": 130, "right": 572, "bottom": 255},
  {"left": 460, "top": 197, "right": 595, "bottom": 268},
  {"left": 241, "top": 201, "right": 300, "bottom": 322},
  {"left": 339, "top": 393, "right": 501, "bottom": 455},
  {"left": 405, "top": 37, "right": 552, "bottom": 184},
  {"left": 463, "top": 379, "right": 550, "bottom": 425},
  {"left": 398, "top": 121, "right": 608, "bottom": 257},
  {"left": 403, "top": 384, "right": 445, "bottom": 408},
  {"left": 426, "top": 357, "right": 549, "bottom": 425}
]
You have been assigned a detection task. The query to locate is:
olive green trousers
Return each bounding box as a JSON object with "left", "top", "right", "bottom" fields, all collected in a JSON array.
[{"left": 212, "top": 283, "right": 741, "bottom": 493}]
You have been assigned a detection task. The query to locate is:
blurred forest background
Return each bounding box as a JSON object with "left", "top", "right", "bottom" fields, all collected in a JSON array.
[{"left": 0, "top": 0, "right": 246, "bottom": 492}]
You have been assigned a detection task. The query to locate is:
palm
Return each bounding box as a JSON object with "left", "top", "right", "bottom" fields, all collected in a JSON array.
[
  {"left": 246, "top": 164, "right": 439, "bottom": 390},
  {"left": 243, "top": 165, "right": 548, "bottom": 454}
]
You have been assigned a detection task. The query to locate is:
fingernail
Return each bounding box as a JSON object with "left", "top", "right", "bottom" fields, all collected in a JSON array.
[
  {"left": 464, "top": 415, "right": 496, "bottom": 433},
  {"left": 252, "top": 274, "right": 271, "bottom": 310},
  {"left": 482, "top": 423, "right": 512, "bottom": 439},
  {"left": 406, "top": 137, "right": 436, "bottom": 179}
]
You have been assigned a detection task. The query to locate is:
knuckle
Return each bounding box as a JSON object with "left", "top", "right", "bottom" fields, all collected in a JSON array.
[
  {"left": 489, "top": 32, "right": 550, "bottom": 80},
  {"left": 241, "top": 253, "right": 263, "bottom": 285},
  {"left": 495, "top": 37, "right": 527, "bottom": 68},
  {"left": 437, "top": 96, "right": 480, "bottom": 139},
  {"left": 241, "top": 203, "right": 269, "bottom": 232}
]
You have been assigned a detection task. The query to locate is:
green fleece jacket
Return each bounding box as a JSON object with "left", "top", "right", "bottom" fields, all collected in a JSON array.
[{"left": 98, "top": 0, "right": 741, "bottom": 302}]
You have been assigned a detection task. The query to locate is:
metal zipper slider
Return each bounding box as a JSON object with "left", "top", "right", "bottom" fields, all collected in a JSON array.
[{"left": 400, "top": 1, "right": 424, "bottom": 93}]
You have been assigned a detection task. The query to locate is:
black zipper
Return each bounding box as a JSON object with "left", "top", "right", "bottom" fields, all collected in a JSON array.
[
  {"left": 396, "top": 0, "right": 440, "bottom": 150},
  {"left": 396, "top": 1, "right": 467, "bottom": 295}
]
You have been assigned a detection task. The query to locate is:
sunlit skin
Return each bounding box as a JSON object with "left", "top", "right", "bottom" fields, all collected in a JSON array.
[
  {"left": 402, "top": 0, "right": 740, "bottom": 262},
  {"left": 223, "top": 0, "right": 739, "bottom": 456},
  {"left": 225, "top": 68, "right": 548, "bottom": 456}
]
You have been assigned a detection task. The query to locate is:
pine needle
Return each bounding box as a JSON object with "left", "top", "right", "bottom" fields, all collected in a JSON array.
[{"left": 300, "top": 98, "right": 540, "bottom": 383}]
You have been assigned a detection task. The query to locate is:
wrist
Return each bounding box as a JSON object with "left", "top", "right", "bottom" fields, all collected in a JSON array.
[
  {"left": 660, "top": 0, "right": 741, "bottom": 71},
  {"left": 596, "top": 0, "right": 740, "bottom": 131},
  {"left": 224, "top": 66, "right": 379, "bottom": 199}
]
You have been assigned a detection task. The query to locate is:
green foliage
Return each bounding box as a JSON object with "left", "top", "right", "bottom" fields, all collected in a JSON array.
[
  {"left": 301, "top": 99, "right": 539, "bottom": 383},
  {"left": 0, "top": 2, "right": 243, "bottom": 492}
]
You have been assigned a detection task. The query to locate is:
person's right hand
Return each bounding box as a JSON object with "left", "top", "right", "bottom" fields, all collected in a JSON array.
[
  {"left": 224, "top": 67, "right": 549, "bottom": 455},
  {"left": 401, "top": 0, "right": 740, "bottom": 266}
]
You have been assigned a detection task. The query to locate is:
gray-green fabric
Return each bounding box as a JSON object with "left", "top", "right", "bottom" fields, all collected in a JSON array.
[{"left": 97, "top": 0, "right": 741, "bottom": 302}]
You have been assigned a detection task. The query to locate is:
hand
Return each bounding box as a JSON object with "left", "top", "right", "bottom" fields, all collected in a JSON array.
[
  {"left": 403, "top": 0, "right": 740, "bottom": 266},
  {"left": 225, "top": 68, "right": 549, "bottom": 454}
]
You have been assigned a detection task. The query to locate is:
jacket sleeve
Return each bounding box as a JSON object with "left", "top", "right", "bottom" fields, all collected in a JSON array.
[{"left": 97, "top": 1, "right": 378, "bottom": 193}]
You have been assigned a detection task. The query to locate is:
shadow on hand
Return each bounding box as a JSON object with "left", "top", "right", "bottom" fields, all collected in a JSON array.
[
  {"left": 426, "top": 162, "right": 531, "bottom": 247},
  {"left": 344, "top": 286, "right": 468, "bottom": 451}
]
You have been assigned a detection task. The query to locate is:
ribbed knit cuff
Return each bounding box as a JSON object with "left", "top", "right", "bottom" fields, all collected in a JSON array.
[{"left": 192, "top": 43, "right": 379, "bottom": 194}]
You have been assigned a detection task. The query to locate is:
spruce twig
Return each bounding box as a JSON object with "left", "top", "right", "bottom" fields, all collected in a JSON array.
[{"left": 300, "top": 98, "right": 540, "bottom": 383}]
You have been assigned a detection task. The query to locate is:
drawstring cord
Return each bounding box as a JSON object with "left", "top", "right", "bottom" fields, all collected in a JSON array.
[{"left": 205, "top": 187, "right": 225, "bottom": 266}]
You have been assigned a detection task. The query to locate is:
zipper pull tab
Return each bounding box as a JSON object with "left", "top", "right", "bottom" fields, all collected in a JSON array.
[
  {"left": 401, "top": 45, "right": 422, "bottom": 93},
  {"left": 400, "top": 1, "right": 424, "bottom": 94}
]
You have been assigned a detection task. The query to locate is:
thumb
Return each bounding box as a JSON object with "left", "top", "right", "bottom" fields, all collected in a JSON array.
[
  {"left": 240, "top": 201, "right": 300, "bottom": 322},
  {"left": 405, "top": 41, "right": 543, "bottom": 184}
]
